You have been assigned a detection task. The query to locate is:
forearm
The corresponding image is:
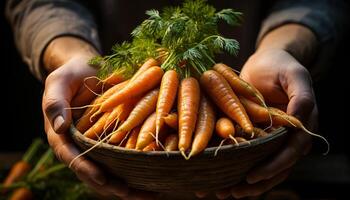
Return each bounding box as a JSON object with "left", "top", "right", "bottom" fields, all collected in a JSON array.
[
  {"left": 257, "top": 24, "right": 318, "bottom": 66},
  {"left": 43, "top": 37, "right": 99, "bottom": 74}
]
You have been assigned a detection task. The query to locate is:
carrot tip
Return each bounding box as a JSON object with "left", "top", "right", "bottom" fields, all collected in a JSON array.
[{"left": 181, "top": 150, "right": 190, "bottom": 160}]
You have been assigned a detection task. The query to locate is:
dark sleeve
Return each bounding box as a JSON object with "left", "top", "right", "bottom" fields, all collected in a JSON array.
[
  {"left": 257, "top": 0, "right": 349, "bottom": 80},
  {"left": 5, "top": 0, "right": 101, "bottom": 81}
]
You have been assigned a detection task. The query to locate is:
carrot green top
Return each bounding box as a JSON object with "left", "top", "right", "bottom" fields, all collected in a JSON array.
[{"left": 89, "top": 0, "right": 242, "bottom": 79}]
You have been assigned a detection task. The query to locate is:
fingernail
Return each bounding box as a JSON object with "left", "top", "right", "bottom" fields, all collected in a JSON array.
[{"left": 53, "top": 115, "right": 65, "bottom": 132}]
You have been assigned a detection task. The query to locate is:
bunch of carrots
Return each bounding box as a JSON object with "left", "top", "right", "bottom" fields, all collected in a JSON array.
[
  {"left": 0, "top": 139, "right": 94, "bottom": 200},
  {"left": 73, "top": 0, "right": 328, "bottom": 160}
]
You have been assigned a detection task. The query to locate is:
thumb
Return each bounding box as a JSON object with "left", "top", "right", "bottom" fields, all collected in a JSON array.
[
  {"left": 284, "top": 66, "right": 316, "bottom": 122},
  {"left": 42, "top": 75, "right": 74, "bottom": 134}
]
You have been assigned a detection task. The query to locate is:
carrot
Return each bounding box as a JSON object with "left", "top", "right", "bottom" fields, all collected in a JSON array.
[
  {"left": 178, "top": 77, "right": 201, "bottom": 156},
  {"left": 102, "top": 72, "right": 126, "bottom": 87},
  {"left": 100, "top": 66, "right": 164, "bottom": 112},
  {"left": 2, "top": 161, "right": 31, "bottom": 193},
  {"left": 75, "top": 80, "right": 129, "bottom": 133},
  {"left": 156, "top": 70, "right": 179, "bottom": 142},
  {"left": 252, "top": 127, "right": 269, "bottom": 138},
  {"left": 189, "top": 96, "right": 215, "bottom": 158},
  {"left": 107, "top": 130, "right": 128, "bottom": 144},
  {"left": 213, "top": 63, "right": 265, "bottom": 105},
  {"left": 164, "top": 134, "right": 179, "bottom": 151},
  {"left": 239, "top": 97, "right": 270, "bottom": 123},
  {"left": 143, "top": 141, "right": 162, "bottom": 152},
  {"left": 9, "top": 187, "right": 33, "bottom": 200},
  {"left": 200, "top": 70, "right": 253, "bottom": 135},
  {"left": 235, "top": 125, "right": 268, "bottom": 139},
  {"left": 136, "top": 112, "right": 157, "bottom": 150},
  {"left": 104, "top": 97, "right": 139, "bottom": 130},
  {"left": 125, "top": 127, "right": 141, "bottom": 149},
  {"left": 215, "top": 117, "right": 236, "bottom": 139},
  {"left": 240, "top": 97, "right": 329, "bottom": 154},
  {"left": 163, "top": 112, "right": 178, "bottom": 130},
  {"left": 130, "top": 58, "right": 159, "bottom": 82},
  {"left": 116, "top": 89, "right": 159, "bottom": 133},
  {"left": 108, "top": 89, "right": 159, "bottom": 144},
  {"left": 2, "top": 139, "right": 42, "bottom": 193},
  {"left": 83, "top": 112, "right": 110, "bottom": 140}
]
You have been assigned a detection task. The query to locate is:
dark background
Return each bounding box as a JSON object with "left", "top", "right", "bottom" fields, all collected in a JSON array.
[{"left": 1, "top": 0, "right": 349, "bottom": 199}]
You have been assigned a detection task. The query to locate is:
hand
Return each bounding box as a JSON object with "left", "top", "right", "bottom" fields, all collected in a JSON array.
[
  {"left": 42, "top": 37, "right": 156, "bottom": 200},
  {"left": 213, "top": 48, "right": 317, "bottom": 199}
]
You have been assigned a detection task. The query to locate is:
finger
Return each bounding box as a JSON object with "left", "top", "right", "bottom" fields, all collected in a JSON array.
[
  {"left": 43, "top": 74, "right": 75, "bottom": 134},
  {"left": 283, "top": 65, "right": 315, "bottom": 122},
  {"left": 195, "top": 191, "right": 209, "bottom": 198},
  {"left": 232, "top": 168, "right": 291, "bottom": 199},
  {"left": 126, "top": 189, "right": 158, "bottom": 200},
  {"left": 246, "top": 130, "right": 311, "bottom": 184},
  {"left": 215, "top": 188, "right": 232, "bottom": 199},
  {"left": 76, "top": 173, "right": 129, "bottom": 198},
  {"left": 46, "top": 121, "right": 106, "bottom": 186}
]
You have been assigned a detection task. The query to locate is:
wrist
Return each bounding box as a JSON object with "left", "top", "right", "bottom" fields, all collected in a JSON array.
[
  {"left": 43, "top": 36, "right": 99, "bottom": 74},
  {"left": 257, "top": 24, "right": 318, "bottom": 66}
]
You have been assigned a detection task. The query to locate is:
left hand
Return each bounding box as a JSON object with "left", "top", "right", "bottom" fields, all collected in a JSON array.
[{"left": 213, "top": 48, "right": 317, "bottom": 199}]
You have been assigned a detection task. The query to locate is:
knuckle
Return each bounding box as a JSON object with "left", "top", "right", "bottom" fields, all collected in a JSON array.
[{"left": 43, "top": 97, "right": 62, "bottom": 116}]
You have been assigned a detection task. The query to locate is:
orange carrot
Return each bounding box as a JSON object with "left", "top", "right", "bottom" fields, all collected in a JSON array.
[
  {"left": 164, "top": 134, "right": 179, "bottom": 151},
  {"left": 2, "top": 161, "right": 31, "bottom": 191},
  {"left": 178, "top": 77, "right": 201, "bottom": 155},
  {"left": 75, "top": 80, "right": 129, "bottom": 133},
  {"left": 117, "top": 89, "right": 159, "bottom": 133},
  {"left": 104, "top": 97, "right": 139, "bottom": 130},
  {"left": 100, "top": 66, "right": 164, "bottom": 112},
  {"left": 239, "top": 97, "right": 270, "bottom": 123},
  {"left": 215, "top": 117, "right": 235, "bottom": 139},
  {"left": 83, "top": 112, "right": 111, "bottom": 140},
  {"left": 136, "top": 112, "right": 157, "bottom": 150},
  {"left": 253, "top": 127, "right": 269, "bottom": 138},
  {"left": 142, "top": 141, "right": 162, "bottom": 152},
  {"left": 189, "top": 96, "right": 215, "bottom": 157},
  {"left": 213, "top": 63, "right": 265, "bottom": 105},
  {"left": 240, "top": 97, "right": 329, "bottom": 154},
  {"left": 102, "top": 72, "right": 126, "bottom": 87},
  {"left": 130, "top": 58, "right": 159, "bottom": 82},
  {"left": 235, "top": 125, "right": 268, "bottom": 139},
  {"left": 107, "top": 130, "right": 128, "bottom": 144},
  {"left": 108, "top": 89, "right": 159, "bottom": 144},
  {"left": 9, "top": 187, "right": 33, "bottom": 200},
  {"left": 200, "top": 70, "right": 253, "bottom": 135},
  {"left": 163, "top": 112, "right": 178, "bottom": 130},
  {"left": 125, "top": 127, "right": 141, "bottom": 149},
  {"left": 2, "top": 139, "right": 42, "bottom": 194},
  {"left": 156, "top": 70, "right": 179, "bottom": 141}
]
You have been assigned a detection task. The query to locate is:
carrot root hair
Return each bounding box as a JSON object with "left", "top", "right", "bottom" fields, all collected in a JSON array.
[
  {"left": 214, "top": 139, "right": 227, "bottom": 157},
  {"left": 229, "top": 135, "right": 239, "bottom": 145},
  {"left": 181, "top": 150, "right": 190, "bottom": 160},
  {"left": 300, "top": 125, "right": 330, "bottom": 155}
]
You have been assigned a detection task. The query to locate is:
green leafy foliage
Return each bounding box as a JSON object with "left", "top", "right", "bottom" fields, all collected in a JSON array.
[
  {"left": 0, "top": 139, "right": 96, "bottom": 200},
  {"left": 90, "top": 0, "right": 242, "bottom": 79}
]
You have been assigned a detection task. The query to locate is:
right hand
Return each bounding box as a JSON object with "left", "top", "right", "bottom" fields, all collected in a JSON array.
[{"left": 42, "top": 37, "right": 156, "bottom": 200}]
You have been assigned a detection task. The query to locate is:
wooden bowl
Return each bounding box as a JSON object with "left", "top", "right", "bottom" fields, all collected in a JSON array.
[{"left": 70, "top": 125, "right": 288, "bottom": 192}]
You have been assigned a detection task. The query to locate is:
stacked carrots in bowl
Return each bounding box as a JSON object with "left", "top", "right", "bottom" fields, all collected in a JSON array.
[
  {"left": 72, "top": 0, "right": 325, "bottom": 159},
  {"left": 69, "top": 0, "right": 328, "bottom": 191}
]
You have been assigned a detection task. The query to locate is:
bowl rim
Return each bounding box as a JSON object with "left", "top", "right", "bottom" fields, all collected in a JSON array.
[{"left": 70, "top": 124, "right": 287, "bottom": 157}]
